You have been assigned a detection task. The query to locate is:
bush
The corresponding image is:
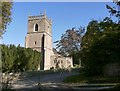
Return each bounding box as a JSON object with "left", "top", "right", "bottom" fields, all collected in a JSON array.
[
  {"left": 80, "top": 18, "right": 120, "bottom": 76},
  {"left": 1, "top": 44, "right": 41, "bottom": 72}
]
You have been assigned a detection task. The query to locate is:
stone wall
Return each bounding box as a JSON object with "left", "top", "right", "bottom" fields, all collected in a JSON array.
[{"left": 50, "top": 54, "right": 73, "bottom": 69}]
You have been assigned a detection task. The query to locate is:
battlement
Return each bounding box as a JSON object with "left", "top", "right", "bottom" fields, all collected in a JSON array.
[
  {"left": 28, "top": 15, "right": 52, "bottom": 24},
  {"left": 28, "top": 15, "right": 44, "bottom": 20}
]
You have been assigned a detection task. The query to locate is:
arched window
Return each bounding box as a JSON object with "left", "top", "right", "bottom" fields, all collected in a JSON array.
[{"left": 34, "top": 24, "right": 38, "bottom": 32}]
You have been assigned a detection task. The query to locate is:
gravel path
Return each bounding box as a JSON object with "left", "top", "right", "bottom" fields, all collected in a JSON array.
[
  {"left": 11, "top": 71, "right": 79, "bottom": 89},
  {"left": 9, "top": 71, "right": 115, "bottom": 91}
]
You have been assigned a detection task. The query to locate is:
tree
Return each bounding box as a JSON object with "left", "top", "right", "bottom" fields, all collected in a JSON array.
[
  {"left": 1, "top": 44, "right": 41, "bottom": 72},
  {"left": 13, "top": 45, "right": 26, "bottom": 72},
  {"left": 54, "top": 27, "right": 84, "bottom": 65},
  {"left": 106, "top": 0, "right": 120, "bottom": 23},
  {"left": 80, "top": 18, "right": 120, "bottom": 76},
  {"left": 55, "top": 27, "right": 84, "bottom": 56},
  {"left": 81, "top": 20, "right": 101, "bottom": 52},
  {"left": 0, "top": 1, "right": 12, "bottom": 37}
]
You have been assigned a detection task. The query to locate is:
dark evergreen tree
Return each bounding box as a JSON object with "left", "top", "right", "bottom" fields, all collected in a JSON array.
[{"left": 1, "top": 44, "right": 41, "bottom": 73}]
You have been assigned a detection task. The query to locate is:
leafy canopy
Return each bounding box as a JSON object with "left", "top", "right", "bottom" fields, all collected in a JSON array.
[
  {"left": 80, "top": 17, "right": 120, "bottom": 76},
  {"left": 0, "top": 1, "right": 12, "bottom": 37},
  {"left": 54, "top": 27, "right": 85, "bottom": 57}
]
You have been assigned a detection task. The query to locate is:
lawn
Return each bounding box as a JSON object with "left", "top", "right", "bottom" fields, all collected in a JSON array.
[
  {"left": 63, "top": 74, "right": 120, "bottom": 84},
  {"left": 63, "top": 74, "right": 120, "bottom": 91}
]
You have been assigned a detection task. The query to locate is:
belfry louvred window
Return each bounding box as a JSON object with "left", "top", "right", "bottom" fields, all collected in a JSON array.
[{"left": 35, "top": 24, "right": 38, "bottom": 32}]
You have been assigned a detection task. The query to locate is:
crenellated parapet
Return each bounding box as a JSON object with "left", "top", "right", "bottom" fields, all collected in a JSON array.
[
  {"left": 28, "top": 14, "right": 52, "bottom": 25},
  {"left": 28, "top": 15, "right": 44, "bottom": 21}
]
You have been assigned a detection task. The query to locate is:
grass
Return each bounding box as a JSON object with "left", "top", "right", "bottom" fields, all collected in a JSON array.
[
  {"left": 63, "top": 74, "right": 120, "bottom": 84},
  {"left": 63, "top": 74, "right": 120, "bottom": 91}
]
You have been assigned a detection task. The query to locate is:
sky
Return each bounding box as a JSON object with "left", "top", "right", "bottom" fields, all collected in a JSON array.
[{"left": 2, "top": 2, "right": 117, "bottom": 48}]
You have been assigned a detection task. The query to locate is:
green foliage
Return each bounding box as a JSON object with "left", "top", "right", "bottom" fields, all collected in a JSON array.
[
  {"left": 72, "top": 51, "right": 80, "bottom": 65},
  {"left": 0, "top": 2, "right": 13, "bottom": 37},
  {"left": 63, "top": 74, "right": 120, "bottom": 83},
  {"left": 1, "top": 44, "right": 41, "bottom": 73},
  {"left": 80, "top": 18, "right": 120, "bottom": 76},
  {"left": 106, "top": 1, "right": 120, "bottom": 23},
  {"left": 106, "top": 1, "right": 120, "bottom": 17}
]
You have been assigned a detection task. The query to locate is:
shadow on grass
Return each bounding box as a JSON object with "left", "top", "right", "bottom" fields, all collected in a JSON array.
[{"left": 63, "top": 74, "right": 120, "bottom": 84}]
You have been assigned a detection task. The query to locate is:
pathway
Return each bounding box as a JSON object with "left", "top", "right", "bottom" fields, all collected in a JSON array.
[
  {"left": 8, "top": 70, "right": 115, "bottom": 91},
  {"left": 11, "top": 71, "right": 79, "bottom": 90}
]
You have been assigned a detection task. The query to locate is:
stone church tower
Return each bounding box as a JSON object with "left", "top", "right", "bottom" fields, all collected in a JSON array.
[
  {"left": 25, "top": 11, "right": 73, "bottom": 71},
  {"left": 25, "top": 11, "right": 53, "bottom": 70}
]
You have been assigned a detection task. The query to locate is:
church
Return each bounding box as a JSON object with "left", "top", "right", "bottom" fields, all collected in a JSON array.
[{"left": 25, "top": 11, "right": 73, "bottom": 70}]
